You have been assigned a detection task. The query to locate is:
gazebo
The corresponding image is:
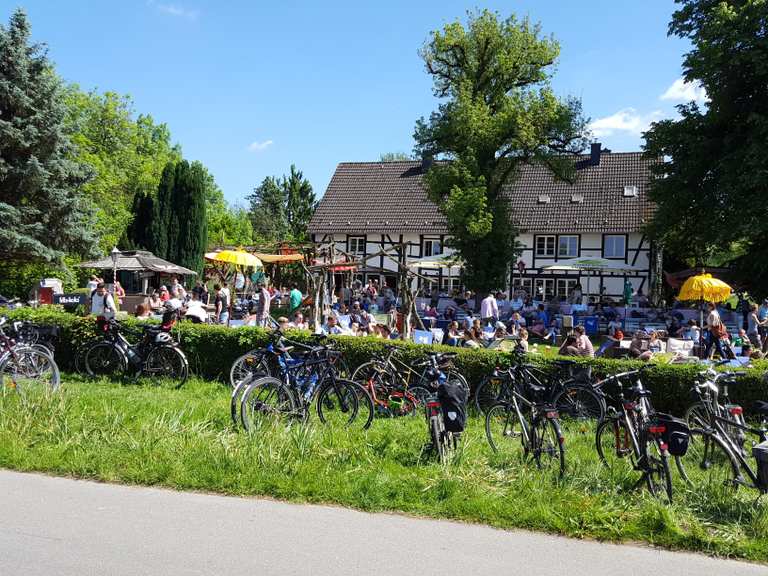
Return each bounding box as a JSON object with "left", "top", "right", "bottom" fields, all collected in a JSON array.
[{"left": 78, "top": 250, "right": 197, "bottom": 312}]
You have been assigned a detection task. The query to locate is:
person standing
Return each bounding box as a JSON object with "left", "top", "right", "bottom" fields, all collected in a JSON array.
[
  {"left": 289, "top": 284, "right": 303, "bottom": 314},
  {"left": 213, "top": 284, "right": 228, "bottom": 325},
  {"left": 86, "top": 275, "right": 99, "bottom": 294},
  {"left": 256, "top": 282, "right": 271, "bottom": 327},
  {"left": 746, "top": 303, "right": 765, "bottom": 349},
  {"left": 480, "top": 292, "right": 499, "bottom": 324},
  {"left": 90, "top": 283, "right": 116, "bottom": 327},
  {"left": 705, "top": 302, "right": 727, "bottom": 359}
]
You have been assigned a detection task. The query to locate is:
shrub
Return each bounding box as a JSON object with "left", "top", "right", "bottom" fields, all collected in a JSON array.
[{"left": 4, "top": 307, "right": 767, "bottom": 416}]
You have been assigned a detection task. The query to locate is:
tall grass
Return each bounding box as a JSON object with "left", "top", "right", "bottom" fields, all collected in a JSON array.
[{"left": 0, "top": 376, "right": 766, "bottom": 562}]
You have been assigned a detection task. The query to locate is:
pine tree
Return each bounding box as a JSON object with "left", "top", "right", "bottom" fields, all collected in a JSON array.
[
  {"left": 124, "top": 191, "right": 154, "bottom": 250},
  {"left": 247, "top": 176, "right": 287, "bottom": 241},
  {"left": 284, "top": 165, "right": 316, "bottom": 241},
  {"left": 150, "top": 161, "right": 175, "bottom": 258},
  {"left": 174, "top": 162, "right": 207, "bottom": 273},
  {"left": 0, "top": 9, "right": 97, "bottom": 262}
]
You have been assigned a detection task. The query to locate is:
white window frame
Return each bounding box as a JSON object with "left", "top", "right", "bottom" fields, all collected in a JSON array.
[
  {"left": 535, "top": 235, "right": 556, "bottom": 258},
  {"left": 604, "top": 235, "right": 626, "bottom": 259},
  {"left": 440, "top": 276, "right": 460, "bottom": 293},
  {"left": 348, "top": 236, "right": 366, "bottom": 255},
  {"left": 534, "top": 278, "right": 555, "bottom": 300},
  {"left": 423, "top": 238, "right": 442, "bottom": 257},
  {"left": 556, "top": 279, "right": 578, "bottom": 299},
  {"left": 512, "top": 278, "right": 533, "bottom": 297},
  {"left": 558, "top": 235, "right": 579, "bottom": 258}
]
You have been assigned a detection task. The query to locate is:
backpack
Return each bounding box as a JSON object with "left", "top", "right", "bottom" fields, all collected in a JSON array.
[{"left": 437, "top": 379, "right": 468, "bottom": 433}]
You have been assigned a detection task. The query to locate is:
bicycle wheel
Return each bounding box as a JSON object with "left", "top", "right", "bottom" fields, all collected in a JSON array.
[
  {"left": 84, "top": 343, "right": 127, "bottom": 378},
  {"left": 231, "top": 368, "right": 270, "bottom": 428},
  {"left": 315, "top": 379, "right": 361, "bottom": 428},
  {"left": 531, "top": 416, "right": 566, "bottom": 476},
  {"left": 347, "top": 380, "right": 374, "bottom": 429},
  {"left": 408, "top": 385, "right": 431, "bottom": 408},
  {"left": 352, "top": 361, "right": 394, "bottom": 391},
  {"left": 485, "top": 402, "right": 528, "bottom": 462},
  {"left": 0, "top": 347, "right": 61, "bottom": 394},
  {"left": 683, "top": 402, "right": 710, "bottom": 429},
  {"left": 229, "top": 351, "right": 270, "bottom": 388},
  {"left": 554, "top": 384, "right": 605, "bottom": 423},
  {"left": 474, "top": 373, "right": 513, "bottom": 414},
  {"left": 144, "top": 345, "right": 189, "bottom": 387},
  {"left": 240, "top": 376, "right": 296, "bottom": 432},
  {"left": 675, "top": 428, "right": 741, "bottom": 488},
  {"left": 431, "top": 414, "right": 447, "bottom": 462},
  {"left": 74, "top": 339, "right": 99, "bottom": 375},
  {"left": 595, "top": 416, "right": 636, "bottom": 472},
  {"left": 644, "top": 436, "right": 672, "bottom": 502}
]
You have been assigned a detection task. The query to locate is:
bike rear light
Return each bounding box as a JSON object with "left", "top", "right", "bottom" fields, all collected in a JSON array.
[
  {"left": 426, "top": 401, "right": 441, "bottom": 409},
  {"left": 546, "top": 411, "right": 558, "bottom": 419},
  {"left": 648, "top": 425, "right": 666, "bottom": 434},
  {"left": 659, "top": 442, "right": 669, "bottom": 451},
  {"left": 558, "top": 435, "right": 565, "bottom": 445},
  {"left": 623, "top": 402, "right": 635, "bottom": 411},
  {"left": 728, "top": 406, "right": 743, "bottom": 416}
]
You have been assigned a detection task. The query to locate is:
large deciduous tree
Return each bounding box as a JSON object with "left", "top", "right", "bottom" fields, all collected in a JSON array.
[
  {"left": 414, "top": 10, "right": 587, "bottom": 293},
  {"left": 0, "top": 9, "right": 96, "bottom": 263},
  {"left": 283, "top": 165, "right": 316, "bottom": 241},
  {"left": 644, "top": 0, "right": 768, "bottom": 294}
]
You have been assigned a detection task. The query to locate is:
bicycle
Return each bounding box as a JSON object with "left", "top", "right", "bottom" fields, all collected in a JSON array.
[
  {"left": 0, "top": 316, "right": 60, "bottom": 395},
  {"left": 352, "top": 346, "right": 469, "bottom": 409},
  {"left": 594, "top": 366, "right": 675, "bottom": 501},
  {"left": 421, "top": 354, "right": 467, "bottom": 462},
  {"left": 239, "top": 339, "right": 373, "bottom": 431},
  {"left": 475, "top": 357, "right": 606, "bottom": 423},
  {"left": 351, "top": 345, "right": 423, "bottom": 417},
  {"left": 676, "top": 367, "right": 768, "bottom": 494},
  {"left": 83, "top": 316, "right": 189, "bottom": 387},
  {"left": 485, "top": 375, "right": 566, "bottom": 476}
]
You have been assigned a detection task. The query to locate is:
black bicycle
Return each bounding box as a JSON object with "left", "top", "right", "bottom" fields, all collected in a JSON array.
[
  {"left": 475, "top": 357, "right": 606, "bottom": 423},
  {"left": 594, "top": 366, "right": 676, "bottom": 501},
  {"left": 676, "top": 367, "right": 768, "bottom": 493},
  {"left": 485, "top": 376, "right": 566, "bottom": 476}
]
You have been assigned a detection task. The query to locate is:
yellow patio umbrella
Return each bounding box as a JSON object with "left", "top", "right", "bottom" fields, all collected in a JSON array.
[
  {"left": 205, "top": 250, "right": 263, "bottom": 325},
  {"left": 678, "top": 273, "right": 732, "bottom": 303},
  {"left": 677, "top": 272, "right": 732, "bottom": 358}
]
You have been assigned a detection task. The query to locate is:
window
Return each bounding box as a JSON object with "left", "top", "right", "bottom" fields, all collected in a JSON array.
[
  {"left": 556, "top": 279, "right": 578, "bottom": 299},
  {"left": 534, "top": 278, "right": 555, "bottom": 300},
  {"left": 512, "top": 278, "right": 533, "bottom": 298},
  {"left": 535, "top": 235, "right": 556, "bottom": 257},
  {"left": 348, "top": 236, "right": 365, "bottom": 255},
  {"left": 423, "top": 239, "right": 442, "bottom": 257},
  {"left": 604, "top": 235, "right": 626, "bottom": 259},
  {"left": 440, "top": 277, "right": 460, "bottom": 294},
  {"left": 558, "top": 235, "right": 578, "bottom": 258}
]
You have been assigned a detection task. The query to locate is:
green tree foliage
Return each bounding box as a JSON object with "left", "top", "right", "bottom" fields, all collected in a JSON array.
[
  {"left": 284, "top": 165, "right": 316, "bottom": 241},
  {"left": 64, "top": 88, "right": 181, "bottom": 251},
  {"left": 644, "top": 0, "right": 768, "bottom": 294},
  {"left": 414, "top": 10, "right": 587, "bottom": 293},
  {"left": 150, "top": 162, "right": 176, "bottom": 258},
  {"left": 205, "top": 179, "right": 253, "bottom": 248},
  {"left": 172, "top": 161, "right": 207, "bottom": 273},
  {"left": 0, "top": 9, "right": 96, "bottom": 263},
  {"left": 248, "top": 166, "right": 316, "bottom": 243}
]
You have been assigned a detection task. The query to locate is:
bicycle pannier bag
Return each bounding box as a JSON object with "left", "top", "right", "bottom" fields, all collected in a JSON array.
[
  {"left": 753, "top": 440, "right": 768, "bottom": 491},
  {"left": 655, "top": 413, "right": 690, "bottom": 456},
  {"left": 438, "top": 380, "right": 467, "bottom": 433}
]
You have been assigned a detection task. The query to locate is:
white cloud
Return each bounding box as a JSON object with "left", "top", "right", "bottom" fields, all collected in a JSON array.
[
  {"left": 156, "top": 3, "right": 200, "bottom": 20},
  {"left": 660, "top": 77, "right": 708, "bottom": 104},
  {"left": 588, "top": 108, "right": 664, "bottom": 137},
  {"left": 247, "top": 140, "right": 273, "bottom": 152}
]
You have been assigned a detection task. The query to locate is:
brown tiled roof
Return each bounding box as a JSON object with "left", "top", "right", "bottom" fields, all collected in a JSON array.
[{"left": 309, "top": 153, "right": 656, "bottom": 235}]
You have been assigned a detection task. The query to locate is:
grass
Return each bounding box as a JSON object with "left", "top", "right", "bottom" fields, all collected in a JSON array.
[{"left": 1, "top": 375, "right": 767, "bottom": 563}]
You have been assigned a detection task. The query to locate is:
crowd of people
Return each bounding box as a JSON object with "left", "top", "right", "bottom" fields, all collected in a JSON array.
[{"left": 85, "top": 274, "right": 768, "bottom": 363}]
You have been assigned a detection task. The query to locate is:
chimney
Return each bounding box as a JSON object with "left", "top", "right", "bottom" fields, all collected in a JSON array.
[
  {"left": 590, "top": 142, "right": 602, "bottom": 166},
  {"left": 421, "top": 153, "right": 434, "bottom": 173}
]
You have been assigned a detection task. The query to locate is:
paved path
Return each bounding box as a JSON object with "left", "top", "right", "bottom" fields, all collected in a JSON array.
[{"left": 0, "top": 470, "right": 763, "bottom": 576}]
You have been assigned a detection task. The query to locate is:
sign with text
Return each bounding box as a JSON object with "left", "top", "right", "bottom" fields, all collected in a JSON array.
[{"left": 53, "top": 293, "right": 87, "bottom": 307}]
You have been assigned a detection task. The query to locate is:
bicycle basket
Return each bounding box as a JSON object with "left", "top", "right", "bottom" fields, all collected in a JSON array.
[
  {"left": 753, "top": 440, "right": 768, "bottom": 492},
  {"left": 654, "top": 413, "right": 690, "bottom": 456},
  {"left": 437, "top": 379, "right": 467, "bottom": 433}
]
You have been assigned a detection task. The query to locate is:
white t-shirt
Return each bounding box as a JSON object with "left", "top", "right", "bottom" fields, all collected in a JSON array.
[
  {"left": 184, "top": 301, "right": 208, "bottom": 322},
  {"left": 91, "top": 292, "right": 116, "bottom": 318},
  {"left": 86, "top": 280, "right": 98, "bottom": 293}
]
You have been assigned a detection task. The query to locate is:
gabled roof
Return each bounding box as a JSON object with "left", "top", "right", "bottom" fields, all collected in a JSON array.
[
  {"left": 78, "top": 250, "right": 197, "bottom": 275},
  {"left": 309, "top": 152, "right": 656, "bottom": 235}
]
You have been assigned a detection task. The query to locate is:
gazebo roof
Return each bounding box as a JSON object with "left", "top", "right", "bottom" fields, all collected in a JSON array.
[{"left": 78, "top": 250, "right": 197, "bottom": 275}]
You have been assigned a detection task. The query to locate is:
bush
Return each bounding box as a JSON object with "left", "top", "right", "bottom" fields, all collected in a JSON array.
[{"left": 5, "top": 307, "right": 767, "bottom": 416}]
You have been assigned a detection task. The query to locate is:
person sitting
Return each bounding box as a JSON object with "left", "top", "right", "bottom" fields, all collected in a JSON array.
[
  {"left": 558, "top": 334, "right": 579, "bottom": 356},
  {"left": 529, "top": 304, "right": 550, "bottom": 338},
  {"left": 443, "top": 321, "right": 462, "bottom": 346},
  {"left": 542, "top": 319, "right": 560, "bottom": 343},
  {"left": 350, "top": 322, "right": 361, "bottom": 337},
  {"left": 183, "top": 293, "right": 208, "bottom": 324},
  {"left": 290, "top": 311, "right": 309, "bottom": 330},
  {"left": 634, "top": 288, "right": 650, "bottom": 307},
  {"left": 444, "top": 306, "right": 457, "bottom": 321},
  {"left": 596, "top": 327, "right": 624, "bottom": 358},
  {"left": 277, "top": 316, "right": 291, "bottom": 331},
  {"left": 510, "top": 292, "right": 524, "bottom": 312},
  {"left": 147, "top": 291, "right": 162, "bottom": 311},
  {"left": 573, "top": 325, "right": 594, "bottom": 357},
  {"left": 159, "top": 286, "right": 170, "bottom": 302},
  {"left": 464, "top": 319, "right": 484, "bottom": 348},
  {"left": 494, "top": 321, "right": 508, "bottom": 340},
  {"left": 568, "top": 284, "right": 584, "bottom": 305},
  {"left": 321, "top": 315, "right": 344, "bottom": 335},
  {"left": 629, "top": 330, "right": 653, "bottom": 361},
  {"left": 517, "top": 328, "right": 530, "bottom": 352},
  {"left": 134, "top": 303, "right": 152, "bottom": 320}
]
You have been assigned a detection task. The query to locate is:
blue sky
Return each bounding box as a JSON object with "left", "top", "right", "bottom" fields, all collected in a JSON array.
[{"left": 10, "top": 1, "right": 703, "bottom": 205}]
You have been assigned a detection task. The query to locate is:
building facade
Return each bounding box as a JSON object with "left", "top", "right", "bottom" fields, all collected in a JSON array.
[{"left": 309, "top": 145, "right": 658, "bottom": 300}]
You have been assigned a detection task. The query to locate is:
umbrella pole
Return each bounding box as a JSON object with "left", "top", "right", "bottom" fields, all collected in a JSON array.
[{"left": 699, "top": 299, "right": 704, "bottom": 359}]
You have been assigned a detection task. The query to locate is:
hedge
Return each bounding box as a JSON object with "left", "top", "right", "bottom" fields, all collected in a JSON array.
[{"left": 5, "top": 307, "right": 767, "bottom": 416}]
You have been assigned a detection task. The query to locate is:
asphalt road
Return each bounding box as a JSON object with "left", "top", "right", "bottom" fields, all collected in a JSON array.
[{"left": 0, "top": 470, "right": 763, "bottom": 576}]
